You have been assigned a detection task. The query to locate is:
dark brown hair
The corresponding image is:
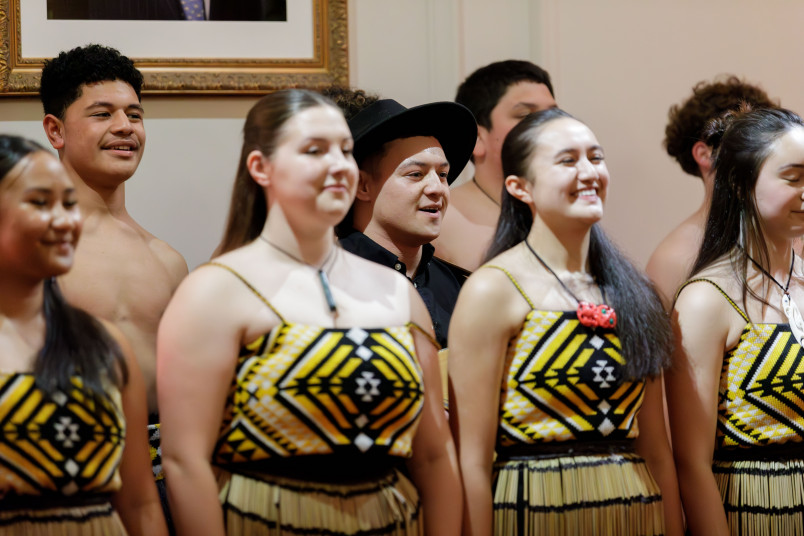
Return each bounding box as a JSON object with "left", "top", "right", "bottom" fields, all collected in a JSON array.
[
  {"left": 489, "top": 109, "right": 672, "bottom": 379},
  {"left": 664, "top": 76, "right": 777, "bottom": 177},
  {"left": 218, "top": 89, "right": 340, "bottom": 253},
  {"left": 0, "top": 135, "right": 127, "bottom": 398}
]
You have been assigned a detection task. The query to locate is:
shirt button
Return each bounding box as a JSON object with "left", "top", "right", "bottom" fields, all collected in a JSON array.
[{"left": 394, "top": 263, "right": 402, "bottom": 271}]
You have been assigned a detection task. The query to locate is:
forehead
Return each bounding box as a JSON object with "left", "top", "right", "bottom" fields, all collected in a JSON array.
[
  {"left": 494, "top": 81, "right": 556, "bottom": 114},
  {"left": 535, "top": 118, "right": 600, "bottom": 153},
  {"left": 71, "top": 79, "right": 140, "bottom": 108},
  {"left": 0, "top": 151, "right": 73, "bottom": 195},
  {"left": 279, "top": 105, "right": 350, "bottom": 141},
  {"left": 765, "top": 126, "right": 804, "bottom": 165},
  {"left": 377, "top": 136, "right": 446, "bottom": 169}
]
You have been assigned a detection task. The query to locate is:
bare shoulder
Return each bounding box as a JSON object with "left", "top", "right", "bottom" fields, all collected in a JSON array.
[
  {"left": 646, "top": 219, "right": 703, "bottom": 304},
  {"left": 673, "top": 264, "right": 740, "bottom": 326},
  {"left": 145, "top": 235, "right": 188, "bottom": 285}
]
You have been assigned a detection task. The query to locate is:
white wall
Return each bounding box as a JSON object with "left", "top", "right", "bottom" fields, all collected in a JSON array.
[{"left": 2, "top": 0, "right": 803, "bottom": 269}]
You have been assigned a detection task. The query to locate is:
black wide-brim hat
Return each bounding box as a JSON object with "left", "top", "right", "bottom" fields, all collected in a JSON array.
[{"left": 348, "top": 99, "right": 477, "bottom": 184}]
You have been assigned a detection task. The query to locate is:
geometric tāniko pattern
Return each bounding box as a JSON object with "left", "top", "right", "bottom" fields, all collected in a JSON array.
[
  {"left": 498, "top": 311, "right": 645, "bottom": 447},
  {"left": 717, "top": 323, "right": 804, "bottom": 448},
  {"left": 0, "top": 373, "right": 124, "bottom": 497},
  {"left": 213, "top": 323, "right": 424, "bottom": 466}
]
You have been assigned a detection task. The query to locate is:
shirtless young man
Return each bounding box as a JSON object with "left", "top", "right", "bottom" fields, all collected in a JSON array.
[
  {"left": 40, "top": 44, "right": 188, "bottom": 497},
  {"left": 646, "top": 76, "right": 776, "bottom": 307},
  {"left": 433, "top": 60, "right": 556, "bottom": 272}
]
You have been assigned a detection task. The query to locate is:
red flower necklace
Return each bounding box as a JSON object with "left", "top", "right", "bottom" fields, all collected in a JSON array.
[{"left": 524, "top": 240, "right": 617, "bottom": 329}]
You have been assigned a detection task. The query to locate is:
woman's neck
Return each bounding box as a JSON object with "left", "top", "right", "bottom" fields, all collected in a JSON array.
[
  {"left": 261, "top": 213, "right": 336, "bottom": 267},
  {"left": 0, "top": 275, "right": 44, "bottom": 322},
  {"left": 745, "top": 238, "right": 795, "bottom": 283},
  {"left": 527, "top": 218, "right": 591, "bottom": 273}
]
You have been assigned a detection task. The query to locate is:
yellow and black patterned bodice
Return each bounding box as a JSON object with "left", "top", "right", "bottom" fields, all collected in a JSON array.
[
  {"left": 717, "top": 322, "right": 804, "bottom": 449},
  {"left": 0, "top": 373, "right": 124, "bottom": 497},
  {"left": 213, "top": 323, "right": 425, "bottom": 467},
  {"left": 498, "top": 310, "right": 645, "bottom": 448}
]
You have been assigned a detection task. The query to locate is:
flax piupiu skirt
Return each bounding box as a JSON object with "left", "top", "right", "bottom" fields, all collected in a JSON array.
[
  {"left": 217, "top": 466, "right": 422, "bottom": 536},
  {"left": 492, "top": 447, "right": 664, "bottom": 536},
  {"left": 713, "top": 451, "right": 804, "bottom": 536},
  {"left": 0, "top": 500, "right": 126, "bottom": 536}
]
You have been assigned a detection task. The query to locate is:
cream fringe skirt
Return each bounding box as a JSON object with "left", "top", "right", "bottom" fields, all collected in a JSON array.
[
  {"left": 0, "top": 502, "right": 126, "bottom": 536},
  {"left": 493, "top": 452, "right": 664, "bottom": 536},
  {"left": 713, "top": 458, "right": 804, "bottom": 536},
  {"left": 217, "top": 468, "right": 422, "bottom": 535}
]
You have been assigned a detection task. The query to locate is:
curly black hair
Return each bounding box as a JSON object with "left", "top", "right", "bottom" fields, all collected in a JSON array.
[
  {"left": 320, "top": 85, "right": 380, "bottom": 121},
  {"left": 40, "top": 44, "right": 143, "bottom": 119},
  {"left": 664, "top": 76, "right": 777, "bottom": 178}
]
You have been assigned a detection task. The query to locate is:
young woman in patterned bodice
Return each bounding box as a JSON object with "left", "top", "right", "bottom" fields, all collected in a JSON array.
[
  {"left": 0, "top": 135, "right": 166, "bottom": 535},
  {"left": 448, "top": 108, "right": 683, "bottom": 536},
  {"left": 668, "top": 106, "right": 804, "bottom": 535},
  {"left": 157, "top": 90, "right": 460, "bottom": 536}
]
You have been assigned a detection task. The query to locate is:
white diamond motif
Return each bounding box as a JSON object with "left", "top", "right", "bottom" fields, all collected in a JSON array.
[
  {"left": 356, "top": 346, "right": 373, "bottom": 361},
  {"left": 354, "top": 433, "right": 373, "bottom": 452},
  {"left": 590, "top": 335, "right": 604, "bottom": 349},
  {"left": 346, "top": 328, "right": 369, "bottom": 345},
  {"left": 598, "top": 418, "right": 615, "bottom": 436}
]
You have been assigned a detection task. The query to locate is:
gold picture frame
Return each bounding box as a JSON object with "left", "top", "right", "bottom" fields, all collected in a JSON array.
[{"left": 0, "top": 0, "right": 348, "bottom": 95}]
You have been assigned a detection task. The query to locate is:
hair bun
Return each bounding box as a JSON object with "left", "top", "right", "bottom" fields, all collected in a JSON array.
[{"left": 702, "top": 101, "right": 755, "bottom": 151}]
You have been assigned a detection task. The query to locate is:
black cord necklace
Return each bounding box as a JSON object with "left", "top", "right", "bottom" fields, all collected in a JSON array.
[
  {"left": 524, "top": 240, "right": 617, "bottom": 329},
  {"left": 260, "top": 235, "right": 338, "bottom": 315},
  {"left": 472, "top": 177, "right": 500, "bottom": 207},
  {"left": 743, "top": 248, "right": 804, "bottom": 344}
]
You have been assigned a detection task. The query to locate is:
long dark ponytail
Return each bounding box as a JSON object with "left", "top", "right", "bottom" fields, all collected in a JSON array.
[
  {"left": 0, "top": 135, "right": 127, "bottom": 399},
  {"left": 692, "top": 106, "right": 804, "bottom": 313},
  {"left": 488, "top": 109, "right": 671, "bottom": 379}
]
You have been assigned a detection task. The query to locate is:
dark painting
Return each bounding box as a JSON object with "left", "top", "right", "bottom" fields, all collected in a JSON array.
[{"left": 47, "top": 0, "right": 288, "bottom": 21}]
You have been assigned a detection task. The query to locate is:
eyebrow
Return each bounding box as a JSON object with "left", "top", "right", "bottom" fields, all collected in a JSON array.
[
  {"left": 555, "top": 145, "right": 604, "bottom": 155},
  {"left": 398, "top": 159, "right": 450, "bottom": 168},
  {"left": 24, "top": 187, "right": 75, "bottom": 194},
  {"left": 779, "top": 163, "right": 804, "bottom": 172},
  {"left": 86, "top": 101, "right": 145, "bottom": 113}
]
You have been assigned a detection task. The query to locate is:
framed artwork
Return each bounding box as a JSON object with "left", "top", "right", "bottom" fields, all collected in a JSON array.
[{"left": 0, "top": 0, "right": 348, "bottom": 95}]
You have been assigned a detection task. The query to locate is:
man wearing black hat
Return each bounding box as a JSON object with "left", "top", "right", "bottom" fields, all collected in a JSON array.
[{"left": 338, "top": 99, "right": 476, "bottom": 348}]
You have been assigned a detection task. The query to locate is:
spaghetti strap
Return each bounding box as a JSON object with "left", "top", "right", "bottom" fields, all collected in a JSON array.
[
  {"left": 204, "top": 262, "right": 286, "bottom": 323},
  {"left": 484, "top": 265, "right": 536, "bottom": 309},
  {"left": 408, "top": 321, "right": 442, "bottom": 351},
  {"left": 676, "top": 278, "right": 750, "bottom": 323}
]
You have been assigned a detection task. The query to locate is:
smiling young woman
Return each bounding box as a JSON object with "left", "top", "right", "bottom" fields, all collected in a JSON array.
[
  {"left": 157, "top": 89, "right": 461, "bottom": 536},
  {"left": 448, "top": 108, "right": 683, "bottom": 536},
  {"left": 0, "top": 135, "right": 167, "bottom": 536},
  {"left": 668, "top": 106, "right": 804, "bottom": 536}
]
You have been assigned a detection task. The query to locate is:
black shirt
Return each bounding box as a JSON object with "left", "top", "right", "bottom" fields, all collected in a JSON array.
[{"left": 339, "top": 230, "right": 462, "bottom": 348}]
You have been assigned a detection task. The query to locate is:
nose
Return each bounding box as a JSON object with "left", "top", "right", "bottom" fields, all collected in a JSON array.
[
  {"left": 110, "top": 110, "right": 133, "bottom": 134},
  {"left": 51, "top": 204, "right": 80, "bottom": 231},
  {"left": 422, "top": 169, "right": 449, "bottom": 195},
  {"left": 328, "top": 147, "right": 356, "bottom": 176},
  {"left": 577, "top": 157, "right": 598, "bottom": 181}
]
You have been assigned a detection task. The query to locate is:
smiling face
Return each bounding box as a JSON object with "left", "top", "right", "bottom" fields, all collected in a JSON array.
[
  {"left": 0, "top": 151, "right": 82, "bottom": 281},
  {"left": 360, "top": 136, "right": 450, "bottom": 247},
  {"left": 46, "top": 79, "right": 145, "bottom": 189},
  {"left": 263, "top": 104, "right": 358, "bottom": 227},
  {"left": 525, "top": 117, "right": 609, "bottom": 228},
  {"left": 754, "top": 126, "right": 804, "bottom": 241}
]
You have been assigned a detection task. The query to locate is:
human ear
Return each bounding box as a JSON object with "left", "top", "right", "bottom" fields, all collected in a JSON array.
[
  {"left": 473, "top": 126, "right": 488, "bottom": 160},
  {"left": 43, "top": 115, "right": 65, "bottom": 151},
  {"left": 505, "top": 175, "right": 532, "bottom": 205},
  {"left": 692, "top": 141, "right": 713, "bottom": 176},
  {"left": 246, "top": 150, "right": 271, "bottom": 186},
  {"left": 355, "top": 169, "right": 374, "bottom": 202}
]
